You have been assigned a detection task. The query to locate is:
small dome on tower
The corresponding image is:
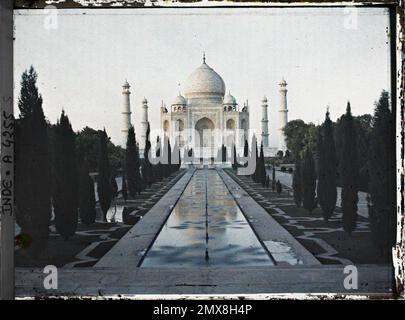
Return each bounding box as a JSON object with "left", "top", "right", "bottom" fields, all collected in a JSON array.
[
  {"left": 223, "top": 92, "right": 236, "bottom": 105},
  {"left": 123, "top": 80, "right": 130, "bottom": 87},
  {"left": 172, "top": 94, "right": 187, "bottom": 106},
  {"left": 262, "top": 96, "right": 267, "bottom": 102},
  {"left": 142, "top": 97, "right": 148, "bottom": 104},
  {"left": 279, "top": 78, "right": 287, "bottom": 86}
]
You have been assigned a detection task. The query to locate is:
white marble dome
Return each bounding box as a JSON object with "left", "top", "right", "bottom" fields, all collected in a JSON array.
[
  {"left": 184, "top": 61, "right": 225, "bottom": 99},
  {"left": 172, "top": 94, "right": 187, "bottom": 106},
  {"left": 223, "top": 93, "right": 236, "bottom": 105}
]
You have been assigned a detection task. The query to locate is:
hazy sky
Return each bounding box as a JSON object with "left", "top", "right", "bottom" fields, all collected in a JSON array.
[{"left": 14, "top": 7, "right": 391, "bottom": 147}]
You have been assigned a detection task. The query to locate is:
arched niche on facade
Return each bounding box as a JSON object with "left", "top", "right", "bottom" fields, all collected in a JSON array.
[
  {"left": 195, "top": 117, "right": 215, "bottom": 148},
  {"left": 177, "top": 119, "right": 184, "bottom": 131},
  {"left": 226, "top": 118, "right": 235, "bottom": 130},
  {"left": 163, "top": 120, "right": 170, "bottom": 133}
]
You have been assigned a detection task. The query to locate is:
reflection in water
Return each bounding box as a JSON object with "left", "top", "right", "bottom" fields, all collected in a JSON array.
[{"left": 141, "top": 169, "right": 274, "bottom": 267}]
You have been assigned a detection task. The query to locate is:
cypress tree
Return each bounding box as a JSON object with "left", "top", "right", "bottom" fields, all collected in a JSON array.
[
  {"left": 79, "top": 159, "right": 96, "bottom": 226},
  {"left": 15, "top": 66, "right": 52, "bottom": 253},
  {"left": 276, "top": 180, "right": 282, "bottom": 195},
  {"left": 271, "top": 166, "right": 276, "bottom": 191},
  {"left": 221, "top": 144, "right": 227, "bottom": 162},
  {"left": 155, "top": 136, "right": 161, "bottom": 179},
  {"left": 317, "top": 110, "right": 337, "bottom": 222},
  {"left": 265, "top": 175, "right": 270, "bottom": 188},
  {"left": 368, "top": 91, "right": 396, "bottom": 252},
  {"left": 254, "top": 141, "right": 259, "bottom": 182},
  {"left": 122, "top": 173, "right": 128, "bottom": 202},
  {"left": 125, "top": 127, "right": 137, "bottom": 197},
  {"left": 243, "top": 139, "right": 249, "bottom": 167},
  {"left": 143, "top": 122, "right": 153, "bottom": 186},
  {"left": 251, "top": 136, "right": 259, "bottom": 182},
  {"left": 232, "top": 143, "right": 238, "bottom": 170},
  {"left": 244, "top": 139, "right": 249, "bottom": 157},
  {"left": 164, "top": 137, "right": 172, "bottom": 176},
  {"left": 134, "top": 137, "right": 142, "bottom": 192},
  {"left": 292, "top": 156, "right": 302, "bottom": 207},
  {"left": 259, "top": 143, "right": 266, "bottom": 186},
  {"left": 341, "top": 102, "right": 359, "bottom": 234},
  {"left": 97, "top": 129, "right": 112, "bottom": 221},
  {"left": 178, "top": 148, "right": 182, "bottom": 170},
  {"left": 302, "top": 145, "right": 317, "bottom": 212},
  {"left": 53, "top": 111, "right": 79, "bottom": 239},
  {"left": 110, "top": 171, "right": 118, "bottom": 199}
]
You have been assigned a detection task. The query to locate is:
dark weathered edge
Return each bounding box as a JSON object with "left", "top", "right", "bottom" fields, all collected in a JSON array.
[
  {"left": 0, "top": 0, "right": 15, "bottom": 300},
  {"left": 3, "top": 0, "right": 404, "bottom": 299}
]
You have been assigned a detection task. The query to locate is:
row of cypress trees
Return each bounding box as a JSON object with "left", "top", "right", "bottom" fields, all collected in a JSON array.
[
  {"left": 216, "top": 144, "right": 227, "bottom": 162},
  {"left": 156, "top": 135, "right": 181, "bottom": 177},
  {"left": 291, "top": 91, "right": 396, "bottom": 252},
  {"left": 123, "top": 124, "right": 181, "bottom": 201},
  {"left": 293, "top": 104, "right": 362, "bottom": 232},
  {"left": 15, "top": 67, "right": 100, "bottom": 252},
  {"left": 230, "top": 135, "right": 267, "bottom": 185},
  {"left": 230, "top": 136, "right": 270, "bottom": 188}
]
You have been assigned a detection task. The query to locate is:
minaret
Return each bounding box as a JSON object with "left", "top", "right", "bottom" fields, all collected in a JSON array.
[
  {"left": 261, "top": 96, "right": 269, "bottom": 148},
  {"left": 278, "top": 78, "right": 288, "bottom": 151},
  {"left": 140, "top": 97, "right": 149, "bottom": 154},
  {"left": 121, "top": 80, "right": 131, "bottom": 147}
]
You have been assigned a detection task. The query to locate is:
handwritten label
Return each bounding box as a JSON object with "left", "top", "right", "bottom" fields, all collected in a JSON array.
[{"left": 1, "top": 96, "right": 14, "bottom": 217}]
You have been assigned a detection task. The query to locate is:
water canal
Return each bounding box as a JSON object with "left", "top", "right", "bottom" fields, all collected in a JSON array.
[{"left": 141, "top": 169, "right": 274, "bottom": 267}]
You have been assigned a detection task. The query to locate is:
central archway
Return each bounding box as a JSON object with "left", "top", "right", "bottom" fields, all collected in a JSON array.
[{"left": 195, "top": 117, "right": 215, "bottom": 159}]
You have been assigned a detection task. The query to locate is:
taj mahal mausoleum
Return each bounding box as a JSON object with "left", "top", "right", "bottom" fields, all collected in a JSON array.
[{"left": 121, "top": 54, "right": 289, "bottom": 161}]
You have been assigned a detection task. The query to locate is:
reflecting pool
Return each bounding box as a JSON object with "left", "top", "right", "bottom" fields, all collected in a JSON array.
[{"left": 141, "top": 169, "right": 274, "bottom": 267}]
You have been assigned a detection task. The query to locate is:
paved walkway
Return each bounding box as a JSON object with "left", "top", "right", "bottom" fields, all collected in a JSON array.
[
  {"left": 228, "top": 169, "right": 384, "bottom": 265},
  {"left": 218, "top": 169, "right": 320, "bottom": 266},
  {"left": 15, "top": 265, "right": 392, "bottom": 296},
  {"left": 267, "top": 168, "right": 369, "bottom": 218}
]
